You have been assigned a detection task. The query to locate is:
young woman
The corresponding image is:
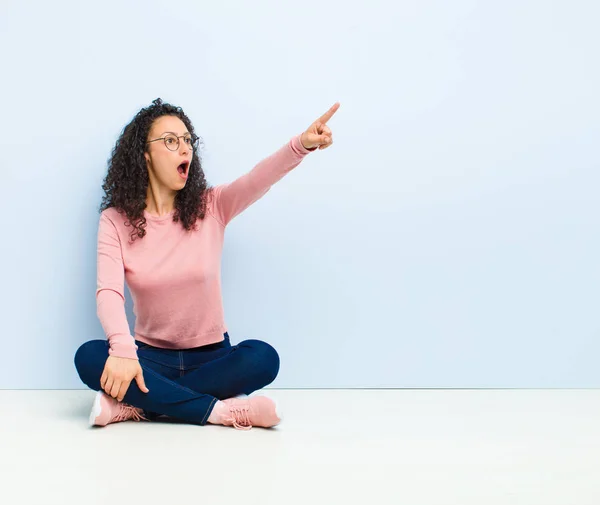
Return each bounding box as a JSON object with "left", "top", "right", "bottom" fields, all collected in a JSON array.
[{"left": 74, "top": 98, "right": 339, "bottom": 430}]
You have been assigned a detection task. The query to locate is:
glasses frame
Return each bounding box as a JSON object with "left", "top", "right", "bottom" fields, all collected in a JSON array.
[{"left": 146, "top": 133, "right": 199, "bottom": 152}]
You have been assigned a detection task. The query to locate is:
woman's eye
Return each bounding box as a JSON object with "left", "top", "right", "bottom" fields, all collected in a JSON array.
[
  {"left": 166, "top": 137, "right": 175, "bottom": 144},
  {"left": 185, "top": 137, "right": 192, "bottom": 144}
]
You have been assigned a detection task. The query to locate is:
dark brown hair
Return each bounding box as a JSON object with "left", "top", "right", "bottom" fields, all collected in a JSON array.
[{"left": 100, "top": 98, "right": 210, "bottom": 241}]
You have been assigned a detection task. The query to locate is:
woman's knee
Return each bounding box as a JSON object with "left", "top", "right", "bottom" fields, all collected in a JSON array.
[
  {"left": 74, "top": 339, "right": 108, "bottom": 389},
  {"left": 238, "top": 339, "right": 280, "bottom": 384}
]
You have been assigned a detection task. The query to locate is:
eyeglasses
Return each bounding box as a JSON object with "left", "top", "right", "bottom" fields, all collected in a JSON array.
[{"left": 146, "top": 133, "right": 199, "bottom": 152}]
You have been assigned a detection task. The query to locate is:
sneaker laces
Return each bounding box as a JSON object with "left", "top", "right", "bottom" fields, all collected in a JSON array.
[
  {"left": 227, "top": 405, "right": 253, "bottom": 431},
  {"left": 112, "top": 403, "right": 148, "bottom": 423}
]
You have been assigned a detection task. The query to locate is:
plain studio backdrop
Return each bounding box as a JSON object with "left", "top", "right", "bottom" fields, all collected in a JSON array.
[{"left": 0, "top": 0, "right": 598, "bottom": 390}]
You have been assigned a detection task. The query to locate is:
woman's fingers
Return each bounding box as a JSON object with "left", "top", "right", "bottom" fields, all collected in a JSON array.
[
  {"left": 316, "top": 124, "right": 332, "bottom": 148},
  {"left": 319, "top": 138, "right": 333, "bottom": 149},
  {"left": 316, "top": 102, "right": 340, "bottom": 125},
  {"left": 117, "top": 381, "right": 131, "bottom": 402},
  {"left": 318, "top": 135, "right": 333, "bottom": 149},
  {"left": 319, "top": 124, "right": 332, "bottom": 136},
  {"left": 103, "top": 376, "right": 113, "bottom": 395},
  {"left": 110, "top": 380, "right": 121, "bottom": 399},
  {"left": 135, "top": 370, "right": 150, "bottom": 393}
]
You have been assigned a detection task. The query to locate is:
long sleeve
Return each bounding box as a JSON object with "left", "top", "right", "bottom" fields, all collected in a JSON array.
[
  {"left": 209, "top": 133, "right": 312, "bottom": 226},
  {"left": 96, "top": 213, "right": 138, "bottom": 360}
]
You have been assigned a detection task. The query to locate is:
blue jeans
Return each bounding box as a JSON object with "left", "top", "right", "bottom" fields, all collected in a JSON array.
[{"left": 74, "top": 333, "right": 280, "bottom": 425}]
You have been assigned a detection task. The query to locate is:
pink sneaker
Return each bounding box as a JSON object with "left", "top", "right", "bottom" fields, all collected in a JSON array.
[
  {"left": 221, "top": 396, "right": 281, "bottom": 430},
  {"left": 89, "top": 391, "right": 148, "bottom": 427}
]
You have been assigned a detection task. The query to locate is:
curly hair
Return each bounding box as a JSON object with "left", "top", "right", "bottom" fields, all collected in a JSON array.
[{"left": 100, "top": 98, "right": 210, "bottom": 242}]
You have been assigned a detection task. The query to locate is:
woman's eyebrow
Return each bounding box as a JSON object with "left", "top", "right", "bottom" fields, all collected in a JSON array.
[{"left": 161, "top": 131, "right": 190, "bottom": 136}]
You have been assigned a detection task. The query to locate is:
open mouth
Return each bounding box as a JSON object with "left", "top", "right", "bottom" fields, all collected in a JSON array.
[{"left": 177, "top": 160, "right": 190, "bottom": 178}]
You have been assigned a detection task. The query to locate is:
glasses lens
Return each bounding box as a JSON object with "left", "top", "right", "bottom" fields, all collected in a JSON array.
[
  {"left": 164, "top": 134, "right": 179, "bottom": 151},
  {"left": 183, "top": 134, "right": 198, "bottom": 151}
]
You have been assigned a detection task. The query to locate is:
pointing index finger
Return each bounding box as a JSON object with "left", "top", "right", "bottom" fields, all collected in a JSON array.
[{"left": 317, "top": 102, "right": 340, "bottom": 124}]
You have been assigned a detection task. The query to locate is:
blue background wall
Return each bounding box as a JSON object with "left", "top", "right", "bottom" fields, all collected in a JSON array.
[{"left": 1, "top": 0, "right": 599, "bottom": 388}]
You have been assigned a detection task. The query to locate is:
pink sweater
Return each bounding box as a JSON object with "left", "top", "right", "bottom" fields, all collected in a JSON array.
[{"left": 96, "top": 134, "right": 312, "bottom": 360}]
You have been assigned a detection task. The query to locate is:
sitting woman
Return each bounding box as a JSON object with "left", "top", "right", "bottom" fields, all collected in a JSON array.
[{"left": 74, "top": 98, "right": 338, "bottom": 430}]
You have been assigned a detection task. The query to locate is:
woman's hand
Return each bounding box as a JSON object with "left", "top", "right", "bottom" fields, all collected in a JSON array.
[
  {"left": 100, "top": 356, "right": 149, "bottom": 402},
  {"left": 301, "top": 102, "right": 340, "bottom": 151}
]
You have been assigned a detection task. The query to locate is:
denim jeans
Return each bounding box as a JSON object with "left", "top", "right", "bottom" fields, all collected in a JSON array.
[{"left": 74, "top": 332, "right": 280, "bottom": 425}]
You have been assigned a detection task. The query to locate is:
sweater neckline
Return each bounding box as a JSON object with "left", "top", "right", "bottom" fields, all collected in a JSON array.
[{"left": 143, "top": 209, "right": 175, "bottom": 222}]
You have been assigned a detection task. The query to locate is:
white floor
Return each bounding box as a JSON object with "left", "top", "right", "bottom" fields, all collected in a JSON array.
[{"left": 1, "top": 389, "right": 599, "bottom": 505}]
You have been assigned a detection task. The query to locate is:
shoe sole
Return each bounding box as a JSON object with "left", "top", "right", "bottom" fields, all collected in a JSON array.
[{"left": 89, "top": 390, "right": 104, "bottom": 426}]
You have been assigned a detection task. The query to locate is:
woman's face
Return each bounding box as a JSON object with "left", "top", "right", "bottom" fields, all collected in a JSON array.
[{"left": 144, "top": 115, "right": 193, "bottom": 190}]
